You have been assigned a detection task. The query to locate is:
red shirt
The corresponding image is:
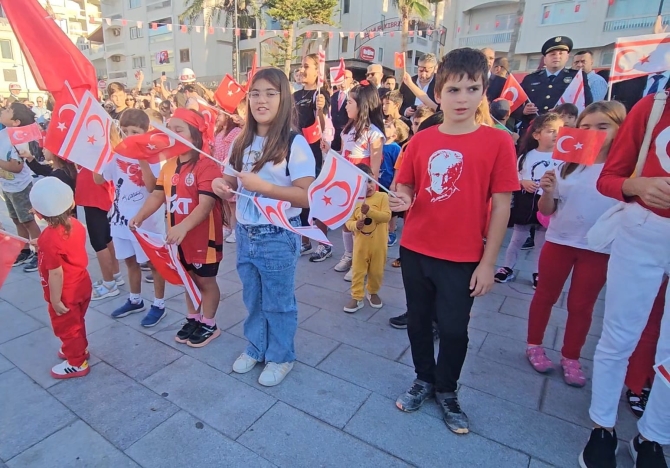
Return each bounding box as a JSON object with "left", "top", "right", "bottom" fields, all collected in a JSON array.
[
  {"left": 156, "top": 156, "right": 223, "bottom": 265},
  {"left": 397, "top": 125, "right": 519, "bottom": 262},
  {"left": 74, "top": 167, "right": 114, "bottom": 212},
  {"left": 37, "top": 218, "right": 92, "bottom": 304},
  {"left": 597, "top": 94, "right": 670, "bottom": 218}
]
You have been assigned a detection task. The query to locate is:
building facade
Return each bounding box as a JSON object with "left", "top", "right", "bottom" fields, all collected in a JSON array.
[{"left": 446, "top": 0, "right": 669, "bottom": 72}]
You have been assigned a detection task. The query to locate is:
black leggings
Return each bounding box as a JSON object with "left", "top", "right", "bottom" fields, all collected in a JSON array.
[{"left": 83, "top": 206, "right": 112, "bottom": 252}]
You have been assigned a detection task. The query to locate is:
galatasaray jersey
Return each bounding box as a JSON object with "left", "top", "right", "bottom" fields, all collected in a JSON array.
[{"left": 156, "top": 156, "right": 223, "bottom": 265}]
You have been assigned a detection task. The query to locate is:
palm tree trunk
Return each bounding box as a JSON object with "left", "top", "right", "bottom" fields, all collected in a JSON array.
[
  {"left": 284, "top": 23, "right": 295, "bottom": 77},
  {"left": 507, "top": 0, "right": 525, "bottom": 64},
  {"left": 397, "top": 10, "right": 409, "bottom": 82}
]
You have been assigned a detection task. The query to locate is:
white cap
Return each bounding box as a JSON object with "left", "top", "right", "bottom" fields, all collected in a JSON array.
[
  {"left": 29, "top": 177, "right": 73, "bottom": 217},
  {"left": 179, "top": 68, "right": 196, "bottom": 83}
]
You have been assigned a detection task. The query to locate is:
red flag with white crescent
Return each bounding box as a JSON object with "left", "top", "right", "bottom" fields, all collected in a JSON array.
[
  {"left": 500, "top": 74, "right": 529, "bottom": 113},
  {"left": 214, "top": 74, "right": 246, "bottom": 113},
  {"left": 302, "top": 119, "right": 322, "bottom": 144},
  {"left": 552, "top": 127, "right": 607, "bottom": 166},
  {"left": 307, "top": 150, "right": 365, "bottom": 230},
  {"left": 0, "top": 230, "right": 26, "bottom": 289},
  {"left": 114, "top": 128, "right": 191, "bottom": 164},
  {"left": 6, "top": 123, "right": 43, "bottom": 146},
  {"left": 133, "top": 230, "right": 202, "bottom": 308},
  {"left": 611, "top": 33, "right": 670, "bottom": 84}
]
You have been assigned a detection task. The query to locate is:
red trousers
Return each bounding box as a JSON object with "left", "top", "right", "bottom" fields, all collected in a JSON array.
[
  {"left": 49, "top": 296, "right": 90, "bottom": 367},
  {"left": 527, "top": 241, "right": 609, "bottom": 360},
  {"left": 625, "top": 279, "right": 666, "bottom": 394}
]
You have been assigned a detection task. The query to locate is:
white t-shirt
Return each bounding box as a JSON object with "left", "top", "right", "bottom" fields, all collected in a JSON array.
[
  {"left": 519, "top": 149, "right": 558, "bottom": 195},
  {"left": 0, "top": 135, "right": 34, "bottom": 193},
  {"left": 223, "top": 134, "right": 315, "bottom": 226},
  {"left": 414, "top": 77, "right": 434, "bottom": 107},
  {"left": 546, "top": 163, "right": 618, "bottom": 252},
  {"left": 340, "top": 124, "right": 385, "bottom": 165},
  {"left": 102, "top": 154, "right": 165, "bottom": 239}
]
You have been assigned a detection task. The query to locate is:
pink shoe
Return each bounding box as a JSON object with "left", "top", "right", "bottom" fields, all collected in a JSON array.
[
  {"left": 525, "top": 346, "right": 554, "bottom": 373},
  {"left": 560, "top": 358, "right": 586, "bottom": 387}
]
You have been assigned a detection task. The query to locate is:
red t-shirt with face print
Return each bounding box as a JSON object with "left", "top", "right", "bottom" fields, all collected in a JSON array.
[{"left": 396, "top": 125, "right": 519, "bottom": 262}]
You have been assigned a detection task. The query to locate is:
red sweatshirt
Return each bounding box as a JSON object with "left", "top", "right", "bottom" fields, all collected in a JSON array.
[{"left": 597, "top": 94, "right": 670, "bottom": 218}]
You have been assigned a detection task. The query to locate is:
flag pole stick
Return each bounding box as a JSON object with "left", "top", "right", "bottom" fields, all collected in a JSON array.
[
  {"left": 0, "top": 229, "right": 30, "bottom": 244},
  {"left": 491, "top": 116, "right": 515, "bottom": 135},
  {"left": 329, "top": 150, "right": 398, "bottom": 198}
]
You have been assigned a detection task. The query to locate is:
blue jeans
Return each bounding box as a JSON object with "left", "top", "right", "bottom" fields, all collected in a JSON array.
[{"left": 236, "top": 217, "right": 301, "bottom": 363}]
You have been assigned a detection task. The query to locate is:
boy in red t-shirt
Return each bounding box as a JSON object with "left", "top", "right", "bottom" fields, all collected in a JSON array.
[
  {"left": 390, "top": 48, "right": 519, "bottom": 434},
  {"left": 30, "top": 177, "right": 92, "bottom": 379}
]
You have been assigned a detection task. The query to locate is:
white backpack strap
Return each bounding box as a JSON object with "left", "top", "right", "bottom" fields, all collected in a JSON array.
[{"left": 634, "top": 90, "right": 668, "bottom": 176}]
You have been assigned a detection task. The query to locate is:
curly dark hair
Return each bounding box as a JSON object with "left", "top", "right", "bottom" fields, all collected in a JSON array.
[
  {"left": 517, "top": 112, "right": 563, "bottom": 170},
  {"left": 435, "top": 48, "right": 489, "bottom": 96}
]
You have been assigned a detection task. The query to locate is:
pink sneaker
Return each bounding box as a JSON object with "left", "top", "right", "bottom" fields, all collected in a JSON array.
[
  {"left": 560, "top": 358, "right": 586, "bottom": 387},
  {"left": 525, "top": 346, "right": 554, "bottom": 373}
]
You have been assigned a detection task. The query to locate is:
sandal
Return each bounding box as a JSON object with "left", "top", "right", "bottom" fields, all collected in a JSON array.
[
  {"left": 392, "top": 258, "right": 401, "bottom": 268},
  {"left": 560, "top": 358, "right": 586, "bottom": 387},
  {"left": 525, "top": 346, "right": 553, "bottom": 373}
]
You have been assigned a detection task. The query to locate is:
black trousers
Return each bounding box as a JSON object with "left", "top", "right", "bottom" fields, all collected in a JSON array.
[{"left": 400, "top": 246, "right": 478, "bottom": 393}]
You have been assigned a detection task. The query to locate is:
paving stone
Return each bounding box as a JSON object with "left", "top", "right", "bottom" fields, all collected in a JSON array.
[
  {"left": 49, "top": 362, "right": 178, "bottom": 450},
  {"left": 295, "top": 284, "right": 379, "bottom": 321},
  {"left": 345, "top": 393, "right": 530, "bottom": 467},
  {"left": 318, "top": 344, "right": 415, "bottom": 400},
  {"left": 472, "top": 291, "right": 506, "bottom": 312},
  {"left": 470, "top": 308, "right": 554, "bottom": 343},
  {"left": 553, "top": 327, "right": 601, "bottom": 360},
  {"left": 528, "top": 459, "right": 554, "bottom": 468},
  {"left": 143, "top": 355, "right": 275, "bottom": 439},
  {"left": 215, "top": 276, "right": 244, "bottom": 299},
  {"left": 7, "top": 420, "right": 139, "bottom": 468},
  {"left": 112, "top": 307, "right": 186, "bottom": 336},
  {"left": 125, "top": 411, "right": 273, "bottom": 468},
  {"left": 138, "top": 280, "right": 186, "bottom": 301},
  {"left": 365, "top": 303, "right": 407, "bottom": 326},
  {"left": 0, "top": 353, "right": 13, "bottom": 374},
  {"left": 293, "top": 327, "right": 340, "bottom": 366},
  {"left": 500, "top": 296, "right": 568, "bottom": 327},
  {"left": 87, "top": 322, "right": 182, "bottom": 381},
  {"left": 233, "top": 361, "right": 370, "bottom": 429},
  {"left": 23, "top": 304, "right": 115, "bottom": 336},
  {"left": 491, "top": 281, "right": 537, "bottom": 301},
  {"left": 0, "top": 300, "right": 43, "bottom": 344},
  {"left": 0, "top": 368, "right": 76, "bottom": 461},
  {"left": 301, "top": 309, "right": 409, "bottom": 360},
  {"left": 215, "top": 290, "right": 255, "bottom": 330},
  {"left": 238, "top": 402, "right": 408, "bottom": 468},
  {"left": 0, "top": 277, "right": 47, "bottom": 312}
]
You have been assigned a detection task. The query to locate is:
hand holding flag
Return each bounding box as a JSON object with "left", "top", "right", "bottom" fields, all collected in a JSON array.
[{"left": 552, "top": 127, "right": 607, "bottom": 165}]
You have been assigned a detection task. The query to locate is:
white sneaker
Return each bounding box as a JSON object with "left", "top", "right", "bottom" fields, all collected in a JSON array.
[
  {"left": 225, "top": 231, "right": 236, "bottom": 243},
  {"left": 366, "top": 293, "right": 383, "bottom": 309},
  {"left": 258, "top": 361, "right": 294, "bottom": 387},
  {"left": 50, "top": 360, "right": 90, "bottom": 379},
  {"left": 344, "top": 268, "right": 353, "bottom": 282},
  {"left": 232, "top": 353, "right": 258, "bottom": 374},
  {"left": 334, "top": 254, "right": 352, "bottom": 272},
  {"left": 223, "top": 227, "right": 232, "bottom": 239},
  {"left": 343, "top": 300, "right": 364, "bottom": 313},
  {"left": 91, "top": 281, "right": 120, "bottom": 301},
  {"left": 94, "top": 273, "right": 124, "bottom": 288}
]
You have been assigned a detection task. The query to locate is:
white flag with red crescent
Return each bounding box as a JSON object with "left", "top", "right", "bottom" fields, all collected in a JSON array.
[
  {"left": 558, "top": 70, "right": 586, "bottom": 112},
  {"left": 308, "top": 150, "right": 365, "bottom": 230},
  {"left": 611, "top": 33, "right": 670, "bottom": 84},
  {"left": 251, "top": 196, "right": 332, "bottom": 245},
  {"left": 58, "top": 90, "right": 114, "bottom": 174}
]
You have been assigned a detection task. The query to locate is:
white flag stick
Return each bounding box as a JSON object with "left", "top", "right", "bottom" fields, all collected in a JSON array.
[{"left": 150, "top": 120, "right": 224, "bottom": 167}]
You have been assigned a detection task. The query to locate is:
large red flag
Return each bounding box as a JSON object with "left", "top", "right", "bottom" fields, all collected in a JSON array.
[
  {"left": 214, "top": 74, "right": 246, "bottom": 113},
  {"left": 500, "top": 74, "right": 529, "bottom": 113},
  {"left": 0, "top": 230, "right": 26, "bottom": 289},
  {"left": 552, "top": 127, "right": 607, "bottom": 165},
  {"left": 114, "top": 129, "right": 191, "bottom": 164},
  {"left": 2, "top": 0, "right": 98, "bottom": 156}
]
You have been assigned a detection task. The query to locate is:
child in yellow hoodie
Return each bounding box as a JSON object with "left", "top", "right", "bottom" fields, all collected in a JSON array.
[{"left": 343, "top": 164, "right": 392, "bottom": 313}]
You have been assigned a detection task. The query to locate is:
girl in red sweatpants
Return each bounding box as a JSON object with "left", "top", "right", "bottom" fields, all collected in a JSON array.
[
  {"left": 31, "top": 177, "right": 92, "bottom": 379},
  {"left": 524, "top": 102, "right": 627, "bottom": 387}
]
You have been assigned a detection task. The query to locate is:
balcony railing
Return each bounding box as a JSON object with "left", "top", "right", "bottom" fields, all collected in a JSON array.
[
  {"left": 109, "top": 71, "right": 128, "bottom": 79},
  {"left": 603, "top": 13, "right": 670, "bottom": 32},
  {"left": 105, "top": 42, "right": 125, "bottom": 51},
  {"left": 149, "top": 28, "right": 173, "bottom": 44},
  {"left": 458, "top": 31, "right": 512, "bottom": 47},
  {"left": 146, "top": 0, "right": 171, "bottom": 12}
]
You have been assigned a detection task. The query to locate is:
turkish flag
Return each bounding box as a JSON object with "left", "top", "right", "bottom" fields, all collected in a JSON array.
[
  {"left": 251, "top": 196, "right": 331, "bottom": 245},
  {"left": 330, "top": 58, "right": 346, "bottom": 86},
  {"left": 114, "top": 128, "right": 191, "bottom": 164},
  {"left": 0, "top": 230, "right": 26, "bottom": 289},
  {"left": 655, "top": 356, "right": 670, "bottom": 389},
  {"left": 6, "top": 123, "right": 43, "bottom": 145},
  {"left": 307, "top": 150, "right": 365, "bottom": 229},
  {"left": 394, "top": 52, "right": 406, "bottom": 69},
  {"left": 302, "top": 119, "right": 322, "bottom": 144},
  {"left": 500, "top": 74, "right": 529, "bottom": 113},
  {"left": 244, "top": 52, "right": 257, "bottom": 91},
  {"left": 214, "top": 74, "right": 246, "bottom": 113},
  {"left": 611, "top": 33, "right": 670, "bottom": 83},
  {"left": 133, "top": 230, "right": 202, "bottom": 308},
  {"left": 552, "top": 127, "right": 607, "bottom": 165}
]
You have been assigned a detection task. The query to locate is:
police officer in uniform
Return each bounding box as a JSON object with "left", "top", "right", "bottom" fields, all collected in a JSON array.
[{"left": 513, "top": 36, "right": 592, "bottom": 133}]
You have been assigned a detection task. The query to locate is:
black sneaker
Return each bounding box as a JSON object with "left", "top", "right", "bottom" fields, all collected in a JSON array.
[
  {"left": 494, "top": 267, "right": 515, "bottom": 283},
  {"left": 22, "top": 255, "right": 38, "bottom": 273},
  {"left": 626, "top": 388, "right": 649, "bottom": 419},
  {"left": 532, "top": 273, "right": 539, "bottom": 290},
  {"left": 309, "top": 244, "right": 332, "bottom": 263},
  {"left": 13, "top": 250, "right": 32, "bottom": 267},
  {"left": 521, "top": 237, "right": 535, "bottom": 250},
  {"left": 175, "top": 318, "right": 201, "bottom": 344},
  {"left": 389, "top": 312, "right": 408, "bottom": 329},
  {"left": 436, "top": 392, "right": 469, "bottom": 434},
  {"left": 187, "top": 323, "right": 221, "bottom": 348},
  {"left": 395, "top": 379, "right": 434, "bottom": 412},
  {"left": 630, "top": 435, "right": 667, "bottom": 468},
  {"left": 579, "top": 428, "right": 618, "bottom": 468}
]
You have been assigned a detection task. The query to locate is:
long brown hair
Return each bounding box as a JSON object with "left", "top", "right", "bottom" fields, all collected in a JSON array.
[
  {"left": 342, "top": 83, "right": 385, "bottom": 141},
  {"left": 229, "top": 68, "right": 296, "bottom": 172},
  {"left": 43, "top": 211, "right": 73, "bottom": 237},
  {"left": 559, "top": 101, "right": 627, "bottom": 178}
]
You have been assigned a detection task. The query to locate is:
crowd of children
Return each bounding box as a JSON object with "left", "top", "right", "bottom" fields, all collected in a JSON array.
[{"left": 3, "top": 46, "right": 668, "bottom": 466}]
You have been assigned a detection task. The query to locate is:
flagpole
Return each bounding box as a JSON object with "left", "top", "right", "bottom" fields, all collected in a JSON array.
[
  {"left": 491, "top": 116, "right": 515, "bottom": 135},
  {"left": 328, "top": 150, "right": 398, "bottom": 198}
]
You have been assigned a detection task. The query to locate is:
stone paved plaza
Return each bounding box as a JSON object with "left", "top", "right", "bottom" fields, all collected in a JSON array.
[{"left": 0, "top": 204, "right": 666, "bottom": 468}]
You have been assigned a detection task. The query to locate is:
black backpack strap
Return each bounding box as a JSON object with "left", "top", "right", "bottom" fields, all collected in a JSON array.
[{"left": 285, "top": 130, "right": 299, "bottom": 177}]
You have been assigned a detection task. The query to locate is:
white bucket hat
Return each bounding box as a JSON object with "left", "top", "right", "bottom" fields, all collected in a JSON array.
[{"left": 29, "top": 177, "right": 73, "bottom": 217}]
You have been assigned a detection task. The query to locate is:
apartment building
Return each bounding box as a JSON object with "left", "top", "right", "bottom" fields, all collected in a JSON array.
[
  {"left": 0, "top": 0, "right": 102, "bottom": 100},
  {"left": 446, "top": 0, "right": 669, "bottom": 72}
]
